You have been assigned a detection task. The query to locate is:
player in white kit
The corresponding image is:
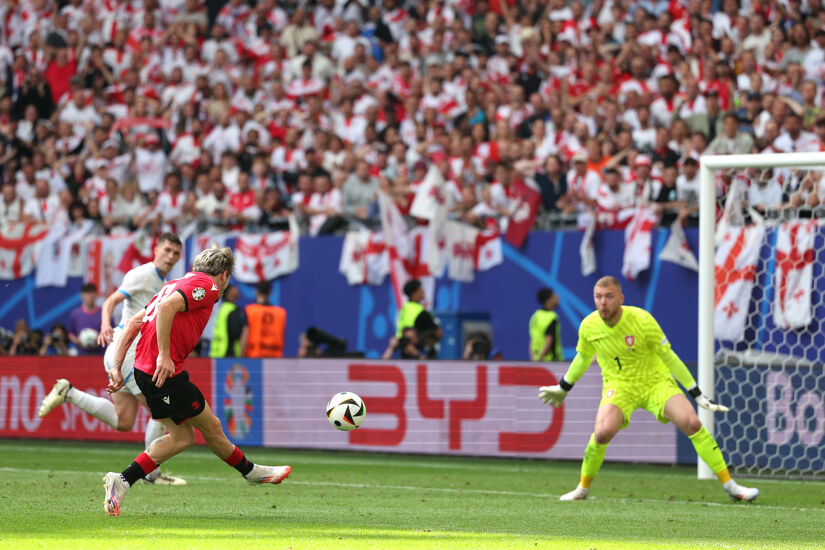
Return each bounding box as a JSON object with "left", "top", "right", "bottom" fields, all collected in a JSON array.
[{"left": 38, "top": 233, "right": 186, "bottom": 485}]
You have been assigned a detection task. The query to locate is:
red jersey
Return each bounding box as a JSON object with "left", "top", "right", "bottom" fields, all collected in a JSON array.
[{"left": 135, "top": 272, "right": 222, "bottom": 377}]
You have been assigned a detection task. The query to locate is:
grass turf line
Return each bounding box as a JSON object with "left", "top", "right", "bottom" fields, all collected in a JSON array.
[{"left": 0, "top": 440, "right": 823, "bottom": 550}]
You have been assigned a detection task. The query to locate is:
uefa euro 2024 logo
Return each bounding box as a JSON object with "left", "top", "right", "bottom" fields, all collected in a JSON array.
[{"left": 224, "top": 364, "right": 254, "bottom": 439}]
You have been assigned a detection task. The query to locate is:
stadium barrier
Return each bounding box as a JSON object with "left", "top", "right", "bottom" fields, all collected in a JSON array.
[{"left": 1, "top": 357, "right": 678, "bottom": 464}]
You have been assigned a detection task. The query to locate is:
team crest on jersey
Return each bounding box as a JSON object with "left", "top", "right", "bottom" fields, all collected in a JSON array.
[
  {"left": 625, "top": 335, "right": 635, "bottom": 347},
  {"left": 192, "top": 287, "right": 206, "bottom": 301}
]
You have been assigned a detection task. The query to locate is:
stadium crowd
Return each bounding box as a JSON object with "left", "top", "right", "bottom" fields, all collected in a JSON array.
[{"left": 1, "top": 0, "right": 825, "bottom": 244}]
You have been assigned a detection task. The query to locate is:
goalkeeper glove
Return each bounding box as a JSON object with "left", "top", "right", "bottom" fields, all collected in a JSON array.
[
  {"left": 538, "top": 378, "right": 574, "bottom": 407},
  {"left": 688, "top": 386, "right": 729, "bottom": 413}
]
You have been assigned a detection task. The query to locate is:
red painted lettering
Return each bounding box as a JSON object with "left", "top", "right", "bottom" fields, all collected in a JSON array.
[
  {"left": 497, "top": 367, "right": 563, "bottom": 452},
  {"left": 348, "top": 364, "right": 407, "bottom": 446},
  {"left": 448, "top": 366, "right": 487, "bottom": 450}
]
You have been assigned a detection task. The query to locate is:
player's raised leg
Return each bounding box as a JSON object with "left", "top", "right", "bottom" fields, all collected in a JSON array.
[
  {"left": 560, "top": 403, "right": 623, "bottom": 501},
  {"left": 663, "top": 394, "right": 759, "bottom": 502},
  {"left": 186, "top": 402, "right": 291, "bottom": 485},
  {"left": 39, "top": 378, "right": 121, "bottom": 428}
]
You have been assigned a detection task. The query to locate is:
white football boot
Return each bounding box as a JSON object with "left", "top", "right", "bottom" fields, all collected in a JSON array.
[
  {"left": 559, "top": 485, "right": 589, "bottom": 501},
  {"left": 38, "top": 379, "right": 71, "bottom": 418},
  {"left": 723, "top": 481, "right": 759, "bottom": 502},
  {"left": 245, "top": 464, "right": 292, "bottom": 485},
  {"left": 142, "top": 470, "right": 187, "bottom": 486},
  {"left": 103, "top": 472, "right": 130, "bottom": 516}
]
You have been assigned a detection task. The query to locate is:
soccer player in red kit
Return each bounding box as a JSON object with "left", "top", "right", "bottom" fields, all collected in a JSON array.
[{"left": 102, "top": 247, "right": 291, "bottom": 516}]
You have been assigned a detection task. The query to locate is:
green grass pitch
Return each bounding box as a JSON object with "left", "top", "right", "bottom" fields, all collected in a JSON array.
[{"left": 1, "top": 440, "right": 823, "bottom": 549}]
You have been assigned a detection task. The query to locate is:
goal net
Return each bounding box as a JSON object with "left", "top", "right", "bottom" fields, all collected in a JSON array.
[{"left": 699, "top": 153, "right": 825, "bottom": 480}]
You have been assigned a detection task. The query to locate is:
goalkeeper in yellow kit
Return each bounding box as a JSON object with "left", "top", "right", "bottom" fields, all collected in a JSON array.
[{"left": 539, "top": 276, "right": 759, "bottom": 502}]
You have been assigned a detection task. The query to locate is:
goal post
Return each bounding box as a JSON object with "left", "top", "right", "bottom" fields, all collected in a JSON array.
[{"left": 698, "top": 151, "right": 825, "bottom": 480}]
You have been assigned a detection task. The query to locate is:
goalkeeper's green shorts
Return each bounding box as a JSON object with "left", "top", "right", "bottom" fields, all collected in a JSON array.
[{"left": 600, "top": 378, "right": 682, "bottom": 429}]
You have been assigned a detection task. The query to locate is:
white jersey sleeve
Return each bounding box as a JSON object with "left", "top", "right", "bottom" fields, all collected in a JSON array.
[{"left": 117, "top": 262, "right": 166, "bottom": 326}]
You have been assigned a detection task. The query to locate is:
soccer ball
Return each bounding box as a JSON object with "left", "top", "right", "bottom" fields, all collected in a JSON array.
[
  {"left": 78, "top": 328, "right": 99, "bottom": 349},
  {"left": 326, "top": 392, "right": 366, "bottom": 431}
]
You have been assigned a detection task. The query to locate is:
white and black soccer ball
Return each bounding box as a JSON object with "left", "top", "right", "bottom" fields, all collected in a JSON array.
[
  {"left": 326, "top": 391, "right": 366, "bottom": 431},
  {"left": 78, "top": 327, "right": 99, "bottom": 349}
]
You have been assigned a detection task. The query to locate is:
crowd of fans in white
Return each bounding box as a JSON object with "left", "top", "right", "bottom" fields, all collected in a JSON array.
[{"left": 1, "top": 0, "right": 825, "bottom": 239}]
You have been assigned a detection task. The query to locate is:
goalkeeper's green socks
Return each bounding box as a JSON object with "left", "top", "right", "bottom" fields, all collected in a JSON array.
[
  {"left": 688, "top": 426, "right": 728, "bottom": 478},
  {"left": 580, "top": 434, "right": 608, "bottom": 488}
]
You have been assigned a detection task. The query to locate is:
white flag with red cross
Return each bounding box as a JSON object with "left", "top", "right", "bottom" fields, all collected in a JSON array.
[
  {"left": 234, "top": 216, "right": 300, "bottom": 283},
  {"left": 444, "top": 220, "right": 479, "bottom": 282},
  {"left": 339, "top": 230, "right": 389, "bottom": 286},
  {"left": 0, "top": 223, "right": 49, "bottom": 280},
  {"left": 714, "top": 223, "right": 765, "bottom": 341},
  {"left": 773, "top": 220, "right": 816, "bottom": 330}
]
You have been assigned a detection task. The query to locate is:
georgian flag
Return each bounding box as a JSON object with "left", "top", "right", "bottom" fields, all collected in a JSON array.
[
  {"left": 234, "top": 216, "right": 300, "bottom": 283},
  {"left": 773, "top": 221, "right": 816, "bottom": 330},
  {"left": 85, "top": 234, "right": 134, "bottom": 299},
  {"left": 714, "top": 223, "right": 765, "bottom": 342},
  {"left": 339, "top": 230, "right": 389, "bottom": 286},
  {"left": 410, "top": 165, "right": 451, "bottom": 277},
  {"left": 35, "top": 221, "right": 93, "bottom": 288},
  {"left": 0, "top": 223, "right": 48, "bottom": 280},
  {"left": 658, "top": 220, "right": 698, "bottom": 271},
  {"left": 444, "top": 220, "right": 479, "bottom": 282},
  {"left": 621, "top": 207, "right": 660, "bottom": 281}
]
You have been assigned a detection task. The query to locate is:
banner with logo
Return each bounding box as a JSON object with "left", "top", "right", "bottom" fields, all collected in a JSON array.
[
  {"left": 0, "top": 357, "right": 213, "bottom": 443},
  {"left": 259, "top": 359, "right": 677, "bottom": 462},
  {"left": 213, "top": 359, "right": 264, "bottom": 447}
]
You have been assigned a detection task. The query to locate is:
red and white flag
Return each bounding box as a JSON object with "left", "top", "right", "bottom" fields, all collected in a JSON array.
[
  {"left": 505, "top": 178, "right": 542, "bottom": 248},
  {"left": 85, "top": 234, "right": 134, "bottom": 298},
  {"left": 0, "top": 223, "right": 48, "bottom": 280},
  {"left": 444, "top": 220, "right": 479, "bottom": 282},
  {"left": 190, "top": 230, "right": 238, "bottom": 269},
  {"left": 773, "top": 220, "right": 816, "bottom": 330},
  {"left": 378, "top": 192, "right": 435, "bottom": 308},
  {"left": 658, "top": 220, "right": 698, "bottom": 271},
  {"left": 35, "top": 221, "right": 93, "bottom": 288},
  {"left": 339, "top": 230, "right": 389, "bottom": 286},
  {"left": 714, "top": 224, "right": 765, "bottom": 341},
  {"left": 117, "top": 230, "right": 154, "bottom": 274},
  {"left": 580, "top": 214, "right": 597, "bottom": 276},
  {"left": 621, "top": 207, "right": 659, "bottom": 281},
  {"left": 475, "top": 225, "right": 503, "bottom": 272},
  {"left": 235, "top": 216, "right": 300, "bottom": 283},
  {"left": 410, "top": 165, "right": 450, "bottom": 277}
]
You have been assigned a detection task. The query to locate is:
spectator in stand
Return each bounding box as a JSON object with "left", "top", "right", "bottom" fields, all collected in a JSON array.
[
  {"left": 196, "top": 181, "right": 230, "bottom": 221},
  {"left": 342, "top": 159, "right": 380, "bottom": 228},
  {"left": 307, "top": 172, "right": 343, "bottom": 236},
  {"left": 40, "top": 323, "right": 76, "bottom": 356},
  {"left": 67, "top": 283, "right": 103, "bottom": 356},
  {"left": 747, "top": 170, "right": 785, "bottom": 216},
  {"left": 534, "top": 155, "right": 567, "bottom": 213},
  {"left": 707, "top": 114, "right": 756, "bottom": 155},
  {"left": 0, "top": 182, "right": 25, "bottom": 226}
]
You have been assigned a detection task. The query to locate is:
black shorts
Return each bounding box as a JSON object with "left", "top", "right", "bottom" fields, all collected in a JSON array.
[{"left": 134, "top": 369, "right": 206, "bottom": 425}]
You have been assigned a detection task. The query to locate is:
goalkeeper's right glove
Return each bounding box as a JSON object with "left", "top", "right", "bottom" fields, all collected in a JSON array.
[
  {"left": 538, "top": 378, "right": 574, "bottom": 407},
  {"left": 688, "top": 386, "right": 730, "bottom": 412}
]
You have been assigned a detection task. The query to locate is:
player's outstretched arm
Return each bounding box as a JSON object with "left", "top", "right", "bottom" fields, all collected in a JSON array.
[
  {"left": 107, "top": 308, "right": 145, "bottom": 394},
  {"left": 538, "top": 352, "right": 593, "bottom": 407},
  {"left": 98, "top": 290, "right": 127, "bottom": 346}
]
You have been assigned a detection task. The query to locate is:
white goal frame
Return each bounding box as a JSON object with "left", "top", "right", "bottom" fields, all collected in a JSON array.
[{"left": 698, "top": 151, "right": 825, "bottom": 479}]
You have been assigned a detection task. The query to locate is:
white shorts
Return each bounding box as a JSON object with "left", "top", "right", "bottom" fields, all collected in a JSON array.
[{"left": 103, "top": 326, "right": 141, "bottom": 396}]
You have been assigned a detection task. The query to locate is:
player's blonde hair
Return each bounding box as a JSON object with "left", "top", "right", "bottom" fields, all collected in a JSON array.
[
  {"left": 595, "top": 276, "right": 622, "bottom": 292},
  {"left": 192, "top": 246, "right": 235, "bottom": 276}
]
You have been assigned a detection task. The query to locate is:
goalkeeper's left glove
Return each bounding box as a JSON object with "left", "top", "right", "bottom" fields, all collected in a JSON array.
[
  {"left": 688, "top": 386, "right": 729, "bottom": 412},
  {"left": 538, "top": 377, "right": 575, "bottom": 407}
]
